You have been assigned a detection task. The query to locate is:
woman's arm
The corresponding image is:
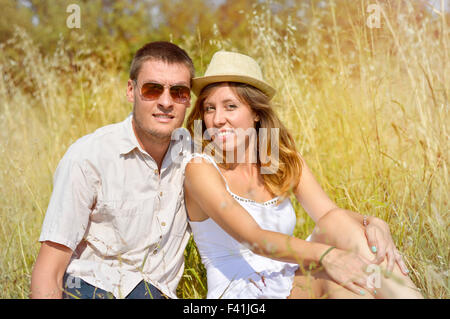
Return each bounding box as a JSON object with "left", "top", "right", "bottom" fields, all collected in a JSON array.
[
  {"left": 185, "top": 158, "right": 337, "bottom": 266},
  {"left": 184, "top": 158, "right": 373, "bottom": 294},
  {"left": 30, "top": 241, "right": 73, "bottom": 299},
  {"left": 293, "top": 155, "right": 409, "bottom": 274},
  {"left": 293, "top": 154, "right": 371, "bottom": 226},
  {"left": 293, "top": 155, "right": 340, "bottom": 223}
]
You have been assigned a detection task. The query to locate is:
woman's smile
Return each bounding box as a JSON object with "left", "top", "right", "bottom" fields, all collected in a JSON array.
[
  {"left": 203, "top": 84, "right": 259, "bottom": 153},
  {"left": 214, "top": 129, "right": 236, "bottom": 142}
]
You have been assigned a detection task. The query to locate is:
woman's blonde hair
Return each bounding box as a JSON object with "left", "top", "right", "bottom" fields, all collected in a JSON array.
[{"left": 186, "top": 82, "right": 302, "bottom": 198}]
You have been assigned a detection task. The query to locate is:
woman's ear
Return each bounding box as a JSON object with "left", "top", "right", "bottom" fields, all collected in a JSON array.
[{"left": 254, "top": 114, "right": 260, "bottom": 122}]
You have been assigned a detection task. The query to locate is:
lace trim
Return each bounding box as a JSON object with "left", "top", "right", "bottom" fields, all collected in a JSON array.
[{"left": 230, "top": 193, "right": 279, "bottom": 207}]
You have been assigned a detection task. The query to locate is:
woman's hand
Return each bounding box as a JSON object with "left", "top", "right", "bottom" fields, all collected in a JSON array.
[
  {"left": 364, "top": 216, "right": 410, "bottom": 276},
  {"left": 320, "top": 247, "right": 373, "bottom": 296}
]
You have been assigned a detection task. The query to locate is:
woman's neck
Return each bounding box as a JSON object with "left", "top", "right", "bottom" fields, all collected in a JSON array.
[{"left": 217, "top": 151, "right": 260, "bottom": 179}]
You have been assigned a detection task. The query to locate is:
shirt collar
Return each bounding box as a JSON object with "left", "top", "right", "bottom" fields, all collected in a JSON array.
[
  {"left": 119, "top": 113, "right": 189, "bottom": 165},
  {"left": 119, "top": 112, "right": 142, "bottom": 156}
]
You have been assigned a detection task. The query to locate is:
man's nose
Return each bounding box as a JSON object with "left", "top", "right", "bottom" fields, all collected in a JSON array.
[{"left": 157, "top": 87, "right": 174, "bottom": 109}]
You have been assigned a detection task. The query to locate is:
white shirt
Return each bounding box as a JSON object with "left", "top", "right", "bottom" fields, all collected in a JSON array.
[
  {"left": 39, "top": 113, "right": 191, "bottom": 299},
  {"left": 187, "top": 153, "right": 299, "bottom": 299}
]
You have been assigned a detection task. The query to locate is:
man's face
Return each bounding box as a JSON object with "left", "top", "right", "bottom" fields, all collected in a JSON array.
[{"left": 127, "top": 59, "right": 191, "bottom": 142}]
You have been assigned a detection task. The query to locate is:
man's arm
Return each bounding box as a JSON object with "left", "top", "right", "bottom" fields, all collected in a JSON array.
[
  {"left": 32, "top": 150, "right": 97, "bottom": 298},
  {"left": 30, "top": 241, "right": 73, "bottom": 299}
]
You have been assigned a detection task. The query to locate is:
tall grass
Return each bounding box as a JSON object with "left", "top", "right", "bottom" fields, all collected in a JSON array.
[{"left": 0, "top": 0, "right": 448, "bottom": 298}]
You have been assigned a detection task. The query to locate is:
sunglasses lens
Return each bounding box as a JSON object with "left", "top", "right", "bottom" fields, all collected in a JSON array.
[
  {"left": 139, "top": 82, "right": 190, "bottom": 103},
  {"left": 170, "top": 86, "right": 191, "bottom": 103},
  {"left": 141, "top": 83, "right": 164, "bottom": 100}
]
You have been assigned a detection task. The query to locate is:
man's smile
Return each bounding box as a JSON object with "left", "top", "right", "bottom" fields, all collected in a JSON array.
[{"left": 153, "top": 113, "right": 175, "bottom": 123}]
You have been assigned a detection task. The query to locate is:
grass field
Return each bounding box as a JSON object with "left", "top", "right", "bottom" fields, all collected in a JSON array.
[{"left": 0, "top": 1, "right": 448, "bottom": 298}]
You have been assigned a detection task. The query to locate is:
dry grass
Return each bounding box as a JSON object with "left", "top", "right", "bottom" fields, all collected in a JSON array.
[{"left": 0, "top": 0, "right": 448, "bottom": 298}]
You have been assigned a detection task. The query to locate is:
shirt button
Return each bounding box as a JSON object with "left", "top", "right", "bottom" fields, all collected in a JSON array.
[
  {"left": 161, "top": 222, "right": 166, "bottom": 226},
  {"left": 159, "top": 191, "right": 163, "bottom": 197},
  {"left": 154, "top": 169, "right": 159, "bottom": 175},
  {"left": 153, "top": 249, "right": 158, "bottom": 255}
]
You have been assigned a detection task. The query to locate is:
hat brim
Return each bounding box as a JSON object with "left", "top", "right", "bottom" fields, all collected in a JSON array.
[{"left": 192, "top": 75, "right": 276, "bottom": 100}]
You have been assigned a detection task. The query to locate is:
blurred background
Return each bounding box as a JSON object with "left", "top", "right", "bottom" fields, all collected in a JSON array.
[{"left": 0, "top": 0, "right": 448, "bottom": 298}]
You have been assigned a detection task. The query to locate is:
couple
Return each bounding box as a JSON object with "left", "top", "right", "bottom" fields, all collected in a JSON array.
[{"left": 30, "top": 41, "right": 422, "bottom": 299}]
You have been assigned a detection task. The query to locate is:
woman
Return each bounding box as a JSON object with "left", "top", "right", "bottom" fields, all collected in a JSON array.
[{"left": 183, "top": 51, "right": 422, "bottom": 299}]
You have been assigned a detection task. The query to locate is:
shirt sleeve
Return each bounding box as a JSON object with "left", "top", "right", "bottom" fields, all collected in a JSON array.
[{"left": 39, "top": 153, "right": 97, "bottom": 251}]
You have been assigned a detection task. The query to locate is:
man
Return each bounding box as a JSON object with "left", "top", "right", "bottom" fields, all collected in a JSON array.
[{"left": 30, "top": 41, "right": 194, "bottom": 299}]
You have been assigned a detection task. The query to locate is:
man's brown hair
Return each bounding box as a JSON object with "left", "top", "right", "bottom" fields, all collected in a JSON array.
[{"left": 129, "top": 41, "right": 195, "bottom": 84}]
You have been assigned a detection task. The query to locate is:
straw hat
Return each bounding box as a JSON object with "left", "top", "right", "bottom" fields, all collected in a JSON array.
[{"left": 192, "top": 51, "right": 276, "bottom": 99}]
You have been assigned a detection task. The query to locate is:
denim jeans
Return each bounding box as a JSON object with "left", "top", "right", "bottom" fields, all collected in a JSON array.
[{"left": 62, "top": 273, "right": 168, "bottom": 299}]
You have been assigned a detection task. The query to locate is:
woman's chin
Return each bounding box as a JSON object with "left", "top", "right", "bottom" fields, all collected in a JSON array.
[
  {"left": 214, "top": 145, "right": 236, "bottom": 154},
  {"left": 213, "top": 142, "right": 252, "bottom": 162}
]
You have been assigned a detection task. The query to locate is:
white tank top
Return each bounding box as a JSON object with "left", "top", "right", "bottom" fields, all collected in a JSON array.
[{"left": 187, "top": 153, "right": 299, "bottom": 299}]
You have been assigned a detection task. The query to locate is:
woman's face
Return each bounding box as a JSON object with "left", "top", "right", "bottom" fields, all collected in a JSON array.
[{"left": 202, "top": 83, "right": 259, "bottom": 154}]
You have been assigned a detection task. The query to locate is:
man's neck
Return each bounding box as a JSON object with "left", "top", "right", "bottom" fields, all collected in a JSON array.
[
  {"left": 144, "top": 139, "right": 171, "bottom": 169},
  {"left": 132, "top": 120, "right": 171, "bottom": 169}
]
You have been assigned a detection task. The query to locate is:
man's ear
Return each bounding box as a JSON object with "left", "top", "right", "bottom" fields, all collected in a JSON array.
[{"left": 126, "top": 79, "right": 135, "bottom": 103}]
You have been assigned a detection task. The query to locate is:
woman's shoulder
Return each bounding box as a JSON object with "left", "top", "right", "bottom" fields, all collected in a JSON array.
[
  {"left": 185, "top": 151, "right": 217, "bottom": 167},
  {"left": 183, "top": 153, "right": 229, "bottom": 202},
  {"left": 186, "top": 152, "right": 213, "bottom": 160},
  {"left": 185, "top": 152, "right": 217, "bottom": 167}
]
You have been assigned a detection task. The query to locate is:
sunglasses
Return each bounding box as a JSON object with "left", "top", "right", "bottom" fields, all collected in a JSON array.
[{"left": 134, "top": 81, "right": 191, "bottom": 104}]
